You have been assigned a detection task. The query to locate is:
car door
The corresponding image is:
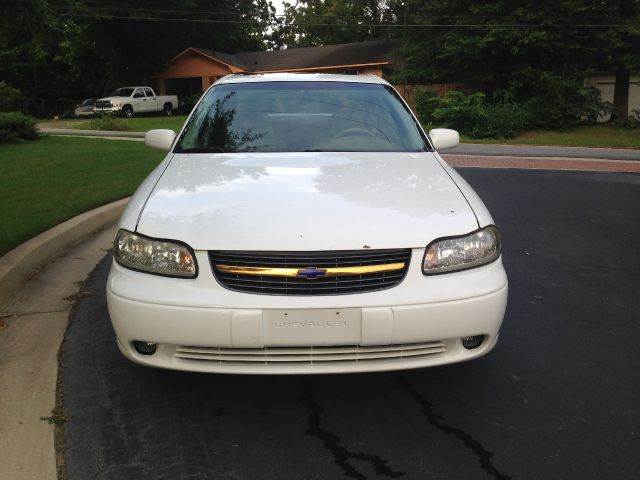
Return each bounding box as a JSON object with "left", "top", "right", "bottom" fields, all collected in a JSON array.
[
  {"left": 132, "top": 88, "right": 147, "bottom": 112},
  {"left": 144, "top": 88, "right": 158, "bottom": 113}
]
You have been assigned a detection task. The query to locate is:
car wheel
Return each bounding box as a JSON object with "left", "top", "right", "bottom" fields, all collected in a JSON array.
[
  {"left": 122, "top": 105, "right": 133, "bottom": 118},
  {"left": 163, "top": 103, "right": 174, "bottom": 116}
]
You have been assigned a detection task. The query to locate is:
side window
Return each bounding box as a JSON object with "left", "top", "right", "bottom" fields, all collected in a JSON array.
[
  {"left": 144, "top": 88, "right": 154, "bottom": 97},
  {"left": 133, "top": 88, "right": 145, "bottom": 98}
]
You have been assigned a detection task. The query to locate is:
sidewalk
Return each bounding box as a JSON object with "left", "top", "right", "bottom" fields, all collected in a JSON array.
[
  {"left": 449, "top": 143, "right": 640, "bottom": 161},
  {"left": 38, "top": 127, "right": 144, "bottom": 139},
  {"left": 442, "top": 154, "right": 640, "bottom": 173},
  {"left": 0, "top": 227, "right": 116, "bottom": 480}
]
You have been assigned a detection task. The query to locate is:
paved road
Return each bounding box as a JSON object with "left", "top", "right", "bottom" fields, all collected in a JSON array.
[
  {"left": 62, "top": 169, "right": 640, "bottom": 480},
  {"left": 449, "top": 143, "right": 640, "bottom": 161}
]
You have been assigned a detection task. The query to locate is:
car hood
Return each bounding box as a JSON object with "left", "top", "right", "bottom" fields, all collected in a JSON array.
[{"left": 136, "top": 152, "right": 479, "bottom": 250}]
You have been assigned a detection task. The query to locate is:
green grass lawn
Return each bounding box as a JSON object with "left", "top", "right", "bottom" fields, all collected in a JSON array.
[
  {"left": 460, "top": 125, "right": 640, "bottom": 149},
  {"left": 75, "top": 115, "right": 188, "bottom": 133},
  {"left": 0, "top": 136, "right": 165, "bottom": 256}
]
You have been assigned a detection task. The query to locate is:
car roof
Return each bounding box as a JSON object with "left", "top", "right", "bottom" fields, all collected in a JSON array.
[{"left": 216, "top": 73, "right": 390, "bottom": 86}]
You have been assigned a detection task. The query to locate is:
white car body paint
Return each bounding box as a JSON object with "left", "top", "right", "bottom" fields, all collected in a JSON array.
[
  {"left": 107, "top": 73, "right": 508, "bottom": 374},
  {"left": 135, "top": 152, "right": 478, "bottom": 251}
]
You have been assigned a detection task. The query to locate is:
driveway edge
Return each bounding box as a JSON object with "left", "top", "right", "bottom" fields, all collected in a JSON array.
[{"left": 0, "top": 198, "right": 128, "bottom": 307}]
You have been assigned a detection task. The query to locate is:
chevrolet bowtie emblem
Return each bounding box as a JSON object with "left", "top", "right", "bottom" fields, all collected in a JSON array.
[{"left": 296, "top": 267, "right": 327, "bottom": 279}]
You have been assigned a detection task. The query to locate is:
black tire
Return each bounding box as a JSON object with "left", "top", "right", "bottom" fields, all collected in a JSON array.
[
  {"left": 163, "top": 103, "right": 174, "bottom": 116},
  {"left": 121, "top": 105, "right": 133, "bottom": 118}
]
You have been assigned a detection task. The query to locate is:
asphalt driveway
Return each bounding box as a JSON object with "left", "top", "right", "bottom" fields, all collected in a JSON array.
[{"left": 61, "top": 168, "right": 640, "bottom": 480}]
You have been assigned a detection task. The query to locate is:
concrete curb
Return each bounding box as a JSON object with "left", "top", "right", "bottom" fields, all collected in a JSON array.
[
  {"left": 0, "top": 198, "right": 129, "bottom": 307},
  {"left": 39, "top": 128, "right": 145, "bottom": 138}
]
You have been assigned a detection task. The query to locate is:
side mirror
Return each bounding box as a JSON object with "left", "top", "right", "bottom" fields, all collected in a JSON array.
[
  {"left": 145, "top": 129, "right": 176, "bottom": 151},
  {"left": 429, "top": 128, "right": 460, "bottom": 150}
]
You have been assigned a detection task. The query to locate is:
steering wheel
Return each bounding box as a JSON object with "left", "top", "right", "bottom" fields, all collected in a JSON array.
[{"left": 333, "top": 128, "right": 376, "bottom": 139}]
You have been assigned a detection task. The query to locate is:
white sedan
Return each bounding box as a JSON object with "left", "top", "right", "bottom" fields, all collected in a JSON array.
[{"left": 106, "top": 73, "right": 508, "bottom": 374}]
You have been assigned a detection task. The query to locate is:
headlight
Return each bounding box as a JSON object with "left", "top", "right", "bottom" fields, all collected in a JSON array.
[
  {"left": 112, "top": 102, "right": 121, "bottom": 108},
  {"left": 422, "top": 226, "right": 501, "bottom": 275},
  {"left": 114, "top": 229, "right": 197, "bottom": 278}
]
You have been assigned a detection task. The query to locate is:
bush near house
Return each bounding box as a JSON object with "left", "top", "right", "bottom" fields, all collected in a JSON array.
[
  {"left": 617, "top": 109, "right": 640, "bottom": 129},
  {"left": 415, "top": 73, "right": 610, "bottom": 139},
  {"left": 416, "top": 90, "right": 530, "bottom": 138},
  {"left": 0, "top": 111, "right": 39, "bottom": 143}
]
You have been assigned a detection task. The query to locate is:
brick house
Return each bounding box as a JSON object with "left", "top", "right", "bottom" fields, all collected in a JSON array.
[{"left": 154, "top": 40, "right": 402, "bottom": 97}]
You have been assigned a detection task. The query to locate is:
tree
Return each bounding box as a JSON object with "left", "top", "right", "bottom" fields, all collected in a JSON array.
[
  {"left": 587, "top": 1, "right": 640, "bottom": 120},
  {"left": 394, "top": 0, "right": 639, "bottom": 118},
  {"left": 0, "top": 0, "right": 278, "bottom": 114},
  {"left": 278, "top": 0, "right": 401, "bottom": 47}
]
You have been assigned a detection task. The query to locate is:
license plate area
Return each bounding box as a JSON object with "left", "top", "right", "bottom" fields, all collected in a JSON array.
[{"left": 263, "top": 308, "right": 362, "bottom": 346}]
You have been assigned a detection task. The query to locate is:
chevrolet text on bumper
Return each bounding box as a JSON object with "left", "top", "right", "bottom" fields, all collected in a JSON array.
[{"left": 106, "top": 73, "right": 508, "bottom": 374}]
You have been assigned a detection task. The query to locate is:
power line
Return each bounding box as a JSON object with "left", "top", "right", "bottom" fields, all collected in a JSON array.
[
  {"left": 47, "top": 5, "right": 640, "bottom": 21},
  {"left": 52, "top": 6, "right": 640, "bottom": 21},
  {"left": 55, "top": 12, "right": 639, "bottom": 28}
]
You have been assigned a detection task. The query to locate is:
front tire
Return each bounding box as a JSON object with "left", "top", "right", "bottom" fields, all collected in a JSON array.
[
  {"left": 163, "top": 103, "right": 174, "bottom": 116},
  {"left": 121, "top": 105, "right": 133, "bottom": 118}
]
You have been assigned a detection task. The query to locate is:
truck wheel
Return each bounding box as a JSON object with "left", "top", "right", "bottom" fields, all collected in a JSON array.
[
  {"left": 163, "top": 103, "right": 174, "bottom": 116},
  {"left": 122, "top": 105, "right": 133, "bottom": 118}
]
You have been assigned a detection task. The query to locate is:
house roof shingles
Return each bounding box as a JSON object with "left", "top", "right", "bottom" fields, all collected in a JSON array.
[{"left": 195, "top": 39, "right": 401, "bottom": 73}]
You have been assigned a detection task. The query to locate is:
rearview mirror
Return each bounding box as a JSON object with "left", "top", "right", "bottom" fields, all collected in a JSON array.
[
  {"left": 145, "top": 129, "right": 176, "bottom": 151},
  {"left": 429, "top": 128, "right": 460, "bottom": 150}
]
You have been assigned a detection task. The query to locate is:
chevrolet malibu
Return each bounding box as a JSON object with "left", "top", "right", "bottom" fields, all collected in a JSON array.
[{"left": 106, "top": 73, "right": 508, "bottom": 374}]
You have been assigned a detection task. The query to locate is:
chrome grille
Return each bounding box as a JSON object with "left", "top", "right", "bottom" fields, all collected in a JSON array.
[
  {"left": 209, "top": 249, "right": 411, "bottom": 295},
  {"left": 174, "top": 342, "right": 446, "bottom": 364},
  {"left": 95, "top": 100, "right": 112, "bottom": 108}
]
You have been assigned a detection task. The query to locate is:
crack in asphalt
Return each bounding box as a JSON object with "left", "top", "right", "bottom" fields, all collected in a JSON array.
[
  {"left": 300, "top": 385, "right": 405, "bottom": 480},
  {"left": 397, "top": 376, "right": 511, "bottom": 480}
]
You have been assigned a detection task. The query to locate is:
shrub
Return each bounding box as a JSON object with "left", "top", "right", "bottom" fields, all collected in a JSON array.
[
  {"left": 471, "top": 103, "right": 532, "bottom": 139},
  {"left": 0, "top": 82, "right": 22, "bottom": 112},
  {"left": 88, "top": 116, "right": 130, "bottom": 131},
  {"left": 414, "top": 90, "right": 441, "bottom": 125},
  {"left": 0, "top": 111, "right": 39, "bottom": 143},
  {"left": 414, "top": 90, "right": 530, "bottom": 139},
  {"left": 413, "top": 73, "right": 609, "bottom": 139},
  {"left": 498, "top": 70, "right": 610, "bottom": 129},
  {"left": 617, "top": 109, "right": 640, "bottom": 129}
]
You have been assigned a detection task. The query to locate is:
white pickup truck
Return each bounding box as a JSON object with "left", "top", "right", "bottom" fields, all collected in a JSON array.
[{"left": 94, "top": 86, "right": 178, "bottom": 117}]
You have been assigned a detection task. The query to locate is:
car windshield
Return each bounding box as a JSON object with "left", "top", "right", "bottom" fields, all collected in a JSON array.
[
  {"left": 81, "top": 99, "right": 95, "bottom": 106},
  {"left": 110, "top": 88, "right": 135, "bottom": 97},
  {"left": 175, "top": 81, "right": 430, "bottom": 153}
]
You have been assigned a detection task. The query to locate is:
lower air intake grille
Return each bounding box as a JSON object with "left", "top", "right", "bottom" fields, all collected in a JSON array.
[
  {"left": 209, "top": 249, "right": 411, "bottom": 295},
  {"left": 174, "top": 342, "right": 446, "bottom": 364}
]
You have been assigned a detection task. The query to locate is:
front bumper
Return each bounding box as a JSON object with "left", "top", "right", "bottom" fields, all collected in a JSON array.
[
  {"left": 93, "top": 107, "right": 122, "bottom": 115},
  {"left": 75, "top": 109, "right": 95, "bottom": 117},
  {"left": 106, "top": 249, "right": 508, "bottom": 374}
]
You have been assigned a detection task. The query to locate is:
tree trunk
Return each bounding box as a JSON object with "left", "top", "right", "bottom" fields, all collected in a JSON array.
[{"left": 610, "top": 64, "right": 630, "bottom": 121}]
